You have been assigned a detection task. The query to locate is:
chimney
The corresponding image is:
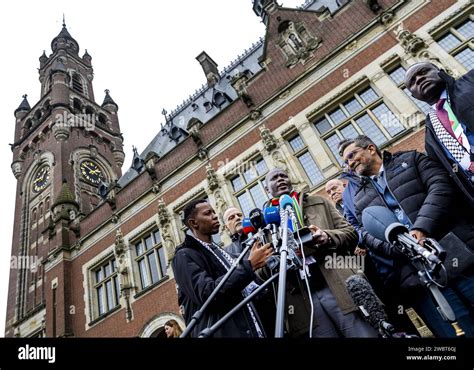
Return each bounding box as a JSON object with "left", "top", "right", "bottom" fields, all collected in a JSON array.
[{"left": 196, "top": 51, "right": 219, "bottom": 87}]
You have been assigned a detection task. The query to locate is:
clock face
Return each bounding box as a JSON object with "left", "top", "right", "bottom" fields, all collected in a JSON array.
[
  {"left": 33, "top": 166, "right": 51, "bottom": 192},
  {"left": 80, "top": 160, "right": 104, "bottom": 185}
]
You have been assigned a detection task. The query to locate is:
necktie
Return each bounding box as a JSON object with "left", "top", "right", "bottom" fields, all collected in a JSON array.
[
  {"left": 376, "top": 171, "right": 386, "bottom": 192},
  {"left": 435, "top": 99, "right": 456, "bottom": 138},
  {"left": 436, "top": 99, "right": 474, "bottom": 172}
]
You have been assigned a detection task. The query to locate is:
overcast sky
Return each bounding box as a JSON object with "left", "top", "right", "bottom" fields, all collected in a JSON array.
[{"left": 0, "top": 0, "right": 304, "bottom": 336}]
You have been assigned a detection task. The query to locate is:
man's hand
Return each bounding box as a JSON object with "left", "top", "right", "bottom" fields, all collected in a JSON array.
[
  {"left": 410, "top": 229, "right": 427, "bottom": 245},
  {"left": 354, "top": 246, "right": 367, "bottom": 256},
  {"left": 248, "top": 242, "right": 273, "bottom": 271},
  {"left": 308, "top": 224, "right": 330, "bottom": 247}
]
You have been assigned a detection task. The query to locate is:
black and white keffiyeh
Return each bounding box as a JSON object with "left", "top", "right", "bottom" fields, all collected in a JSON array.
[
  {"left": 193, "top": 236, "right": 264, "bottom": 337},
  {"left": 429, "top": 111, "right": 472, "bottom": 171}
]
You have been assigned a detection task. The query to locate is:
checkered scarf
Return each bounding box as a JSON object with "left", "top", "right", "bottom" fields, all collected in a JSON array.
[{"left": 429, "top": 111, "right": 472, "bottom": 171}]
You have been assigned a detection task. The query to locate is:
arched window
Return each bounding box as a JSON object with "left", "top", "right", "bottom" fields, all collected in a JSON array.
[
  {"left": 46, "top": 76, "right": 53, "bottom": 93},
  {"left": 98, "top": 113, "right": 107, "bottom": 126},
  {"left": 213, "top": 92, "right": 231, "bottom": 108},
  {"left": 73, "top": 98, "right": 83, "bottom": 114},
  {"left": 72, "top": 73, "right": 84, "bottom": 94},
  {"left": 34, "top": 110, "right": 42, "bottom": 121},
  {"left": 32, "top": 208, "right": 37, "bottom": 222},
  {"left": 39, "top": 203, "right": 44, "bottom": 218},
  {"left": 24, "top": 119, "right": 32, "bottom": 131},
  {"left": 43, "top": 100, "right": 51, "bottom": 113},
  {"left": 203, "top": 101, "right": 212, "bottom": 112},
  {"left": 45, "top": 197, "right": 50, "bottom": 211}
]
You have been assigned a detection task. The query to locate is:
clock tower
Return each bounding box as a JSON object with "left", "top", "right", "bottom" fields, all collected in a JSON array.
[{"left": 6, "top": 22, "right": 125, "bottom": 337}]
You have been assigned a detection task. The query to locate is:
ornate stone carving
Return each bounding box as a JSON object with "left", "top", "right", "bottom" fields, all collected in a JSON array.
[
  {"left": 379, "top": 10, "right": 395, "bottom": 27},
  {"left": 157, "top": 198, "right": 170, "bottom": 226},
  {"left": 52, "top": 121, "right": 70, "bottom": 141},
  {"left": 105, "top": 185, "right": 116, "bottom": 210},
  {"left": 156, "top": 199, "right": 176, "bottom": 263},
  {"left": 206, "top": 164, "right": 219, "bottom": 191},
  {"left": 151, "top": 182, "right": 161, "bottom": 194},
  {"left": 112, "top": 149, "right": 125, "bottom": 167},
  {"left": 11, "top": 160, "right": 23, "bottom": 179},
  {"left": 249, "top": 109, "right": 262, "bottom": 121},
  {"left": 366, "top": 0, "right": 381, "bottom": 13},
  {"left": 188, "top": 124, "right": 208, "bottom": 161},
  {"left": 278, "top": 21, "right": 321, "bottom": 68},
  {"left": 198, "top": 147, "right": 209, "bottom": 161},
  {"left": 394, "top": 25, "right": 427, "bottom": 57},
  {"left": 231, "top": 72, "right": 253, "bottom": 108},
  {"left": 111, "top": 213, "right": 120, "bottom": 224},
  {"left": 214, "top": 189, "right": 228, "bottom": 226},
  {"left": 144, "top": 152, "right": 159, "bottom": 181},
  {"left": 114, "top": 229, "right": 133, "bottom": 321},
  {"left": 259, "top": 125, "right": 278, "bottom": 153},
  {"left": 161, "top": 222, "right": 176, "bottom": 263},
  {"left": 114, "top": 229, "right": 126, "bottom": 255}
]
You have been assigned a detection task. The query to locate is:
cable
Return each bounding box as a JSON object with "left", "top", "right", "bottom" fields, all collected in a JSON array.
[{"left": 293, "top": 211, "right": 314, "bottom": 338}]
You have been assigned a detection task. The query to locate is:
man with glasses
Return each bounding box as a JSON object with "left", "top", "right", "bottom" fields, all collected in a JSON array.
[{"left": 340, "top": 135, "right": 474, "bottom": 337}]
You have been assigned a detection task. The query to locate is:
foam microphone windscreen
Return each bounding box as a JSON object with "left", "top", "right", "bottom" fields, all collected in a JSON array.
[{"left": 241, "top": 217, "right": 256, "bottom": 235}]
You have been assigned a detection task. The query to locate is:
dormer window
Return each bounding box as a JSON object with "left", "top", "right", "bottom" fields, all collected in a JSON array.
[
  {"left": 203, "top": 101, "right": 213, "bottom": 112},
  {"left": 213, "top": 92, "right": 231, "bottom": 108}
]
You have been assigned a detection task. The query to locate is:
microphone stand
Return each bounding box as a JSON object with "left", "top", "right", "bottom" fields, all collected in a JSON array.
[
  {"left": 275, "top": 207, "right": 291, "bottom": 337},
  {"left": 403, "top": 246, "right": 465, "bottom": 337},
  {"left": 180, "top": 239, "right": 254, "bottom": 338},
  {"left": 198, "top": 272, "right": 281, "bottom": 338}
]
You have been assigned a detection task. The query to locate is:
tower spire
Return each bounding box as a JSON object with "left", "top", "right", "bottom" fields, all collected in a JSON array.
[{"left": 62, "top": 13, "right": 66, "bottom": 28}]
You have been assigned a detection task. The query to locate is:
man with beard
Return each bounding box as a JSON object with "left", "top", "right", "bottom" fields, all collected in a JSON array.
[
  {"left": 325, "top": 179, "right": 346, "bottom": 215},
  {"left": 172, "top": 199, "right": 273, "bottom": 337},
  {"left": 263, "top": 169, "right": 377, "bottom": 337},
  {"left": 340, "top": 135, "right": 474, "bottom": 337},
  {"left": 222, "top": 205, "right": 277, "bottom": 335},
  {"left": 223, "top": 207, "right": 245, "bottom": 255},
  {"left": 404, "top": 62, "right": 474, "bottom": 208}
]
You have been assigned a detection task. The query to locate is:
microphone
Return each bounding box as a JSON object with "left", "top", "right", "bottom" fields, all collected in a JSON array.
[
  {"left": 242, "top": 217, "right": 256, "bottom": 237},
  {"left": 249, "top": 208, "right": 266, "bottom": 231},
  {"left": 346, "top": 274, "right": 394, "bottom": 337},
  {"left": 250, "top": 208, "right": 279, "bottom": 270},
  {"left": 279, "top": 194, "right": 294, "bottom": 212},
  {"left": 279, "top": 194, "right": 296, "bottom": 232},
  {"left": 263, "top": 206, "right": 280, "bottom": 226},
  {"left": 362, "top": 206, "right": 443, "bottom": 266}
]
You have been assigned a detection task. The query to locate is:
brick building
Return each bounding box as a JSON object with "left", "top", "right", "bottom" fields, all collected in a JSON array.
[{"left": 5, "top": 0, "right": 473, "bottom": 337}]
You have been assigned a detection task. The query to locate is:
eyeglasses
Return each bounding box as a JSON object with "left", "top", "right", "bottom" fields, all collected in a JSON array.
[{"left": 343, "top": 147, "right": 365, "bottom": 165}]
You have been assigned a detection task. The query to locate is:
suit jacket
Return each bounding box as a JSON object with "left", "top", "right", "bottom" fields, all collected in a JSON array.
[
  {"left": 260, "top": 194, "right": 359, "bottom": 337},
  {"left": 424, "top": 69, "right": 474, "bottom": 208},
  {"left": 172, "top": 234, "right": 262, "bottom": 337}
]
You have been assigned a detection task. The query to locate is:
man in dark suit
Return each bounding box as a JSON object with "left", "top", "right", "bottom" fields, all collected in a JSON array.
[
  {"left": 340, "top": 135, "right": 474, "bottom": 337},
  {"left": 404, "top": 62, "right": 474, "bottom": 208},
  {"left": 172, "top": 199, "right": 273, "bottom": 337}
]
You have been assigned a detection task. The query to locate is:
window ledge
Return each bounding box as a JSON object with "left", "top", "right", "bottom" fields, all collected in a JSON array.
[
  {"left": 88, "top": 304, "right": 122, "bottom": 327},
  {"left": 133, "top": 275, "right": 170, "bottom": 299}
]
